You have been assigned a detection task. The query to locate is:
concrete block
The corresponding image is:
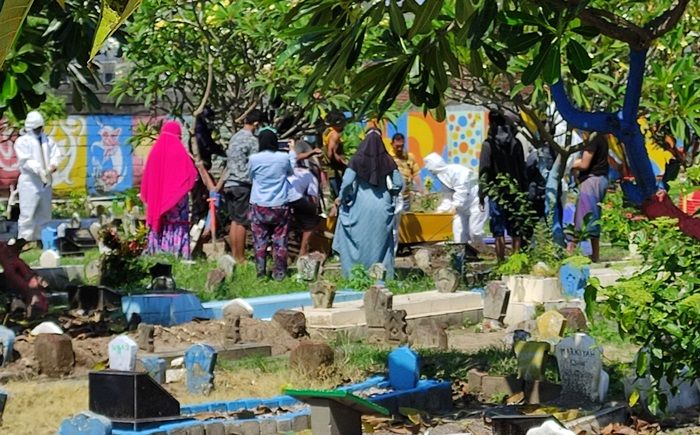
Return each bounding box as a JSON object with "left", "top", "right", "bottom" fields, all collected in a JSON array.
[
  {"left": 481, "top": 375, "right": 523, "bottom": 400},
  {"left": 257, "top": 418, "right": 277, "bottom": 435},
  {"left": 503, "top": 302, "right": 537, "bottom": 326},
  {"left": 468, "top": 369, "right": 487, "bottom": 392},
  {"left": 204, "top": 422, "right": 226, "bottom": 435},
  {"left": 504, "top": 275, "right": 562, "bottom": 303},
  {"left": 291, "top": 413, "right": 310, "bottom": 431},
  {"left": 226, "top": 400, "right": 246, "bottom": 412},
  {"left": 222, "top": 420, "right": 244, "bottom": 435},
  {"left": 276, "top": 417, "right": 292, "bottom": 433},
  {"left": 238, "top": 420, "right": 260, "bottom": 435}
]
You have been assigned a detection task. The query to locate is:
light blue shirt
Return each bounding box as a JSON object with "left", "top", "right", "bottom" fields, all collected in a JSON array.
[{"left": 249, "top": 151, "right": 295, "bottom": 207}]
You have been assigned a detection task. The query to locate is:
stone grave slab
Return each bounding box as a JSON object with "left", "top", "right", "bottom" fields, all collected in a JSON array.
[
  {"left": 310, "top": 280, "right": 336, "bottom": 308},
  {"left": 0, "top": 326, "right": 15, "bottom": 367},
  {"left": 136, "top": 324, "right": 155, "bottom": 352},
  {"left": 363, "top": 285, "right": 393, "bottom": 328},
  {"left": 368, "top": 263, "right": 387, "bottom": 282},
  {"left": 435, "top": 268, "right": 459, "bottom": 293}
]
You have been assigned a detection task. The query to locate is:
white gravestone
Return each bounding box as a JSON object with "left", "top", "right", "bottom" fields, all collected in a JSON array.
[{"left": 109, "top": 335, "right": 138, "bottom": 371}]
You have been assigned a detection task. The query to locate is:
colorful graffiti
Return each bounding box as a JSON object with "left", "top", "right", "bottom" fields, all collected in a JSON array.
[
  {"left": 47, "top": 116, "right": 88, "bottom": 196},
  {"left": 87, "top": 116, "right": 133, "bottom": 195}
]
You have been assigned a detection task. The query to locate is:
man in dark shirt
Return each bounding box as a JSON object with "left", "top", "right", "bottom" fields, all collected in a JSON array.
[
  {"left": 479, "top": 110, "right": 528, "bottom": 261},
  {"left": 570, "top": 133, "right": 610, "bottom": 262}
]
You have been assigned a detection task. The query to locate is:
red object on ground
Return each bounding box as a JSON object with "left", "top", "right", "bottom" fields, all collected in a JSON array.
[
  {"left": 0, "top": 241, "right": 49, "bottom": 315},
  {"left": 641, "top": 191, "right": 700, "bottom": 241}
]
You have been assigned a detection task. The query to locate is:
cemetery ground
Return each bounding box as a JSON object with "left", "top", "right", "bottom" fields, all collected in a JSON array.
[{"left": 2, "top": 244, "right": 700, "bottom": 434}]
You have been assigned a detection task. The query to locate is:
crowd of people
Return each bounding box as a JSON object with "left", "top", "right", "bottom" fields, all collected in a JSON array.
[{"left": 8, "top": 106, "right": 610, "bottom": 289}]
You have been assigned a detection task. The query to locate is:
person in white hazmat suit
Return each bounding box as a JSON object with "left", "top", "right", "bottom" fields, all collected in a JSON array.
[
  {"left": 13, "top": 111, "right": 61, "bottom": 242},
  {"left": 423, "top": 153, "right": 488, "bottom": 244}
]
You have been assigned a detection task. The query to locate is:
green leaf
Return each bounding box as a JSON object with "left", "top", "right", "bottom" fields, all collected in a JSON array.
[
  {"left": 408, "top": 0, "right": 444, "bottom": 38},
  {"left": 467, "top": 48, "right": 483, "bottom": 78},
  {"left": 636, "top": 351, "right": 649, "bottom": 376},
  {"left": 10, "top": 61, "right": 27, "bottom": 73},
  {"left": 506, "top": 32, "right": 541, "bottom": 54},
  {"left": 566, "top": 40, "right": 592, "bottom": 71},
  {"left": 389, "top": 1, "right": 407, "bottom": 36},
  {"left": 0, "top": 0, "right": 36, "bottom": 68},
  {"left": 521, "top": 38, "right": 552, "bottom": 85},
  {"left": 90, "top": 0, "right": 143, "bottom": 61},
  {"left": 2, "top": 74, "right": 18, "bottom": 99},
  {"left": 629, "top": 389, "right": 640, "bottom": 407},
  {"left": 542, "top": 43, "right": 560, "bottom": 84},
  {"left": 483, "top": 44, "right": 507, "bottom": 70},
  {"left": 455, "top": 0, "right": 474, "bottom": 26}
]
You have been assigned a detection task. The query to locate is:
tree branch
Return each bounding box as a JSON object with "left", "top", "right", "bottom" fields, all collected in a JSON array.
[{"left": 645, "top": 0, "right": 690, "bottom": 39}]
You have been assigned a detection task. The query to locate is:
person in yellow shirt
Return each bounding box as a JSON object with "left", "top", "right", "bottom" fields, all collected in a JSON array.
[{"left": 390, "top": 133, "right": 419, "bottom": 252}]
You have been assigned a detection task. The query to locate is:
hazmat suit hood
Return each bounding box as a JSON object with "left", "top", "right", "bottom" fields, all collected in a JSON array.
[
  {"left": 424, "top": 153, "right": 450, "bottom": 185},
  {"left": 24, "top": 111, "right": 45, "bottom": 131}
]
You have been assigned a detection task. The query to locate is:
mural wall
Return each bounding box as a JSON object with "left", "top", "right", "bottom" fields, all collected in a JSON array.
[{"left": 0, "top": 107, "right": 677, "bottom": 197}]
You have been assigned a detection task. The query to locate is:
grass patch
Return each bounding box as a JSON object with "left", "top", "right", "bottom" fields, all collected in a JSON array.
[{"left": 588, "top": 318, "right": 626, "bottom": 346}]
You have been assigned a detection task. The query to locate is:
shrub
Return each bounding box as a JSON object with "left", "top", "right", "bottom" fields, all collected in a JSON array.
[{"left": 585, "top": 217, "right": 700, "bottom": 414}]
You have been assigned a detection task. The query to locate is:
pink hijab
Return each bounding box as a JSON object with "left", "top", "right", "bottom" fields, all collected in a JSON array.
[{"left": 141, "top": 121, "right": 197, "bottom": 233}]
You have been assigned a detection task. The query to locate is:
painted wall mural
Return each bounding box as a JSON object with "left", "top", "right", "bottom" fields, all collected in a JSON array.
[
  {"left": 87, "top": 116, "right": 133, "bottom": 195},
  {"left": 46, "top": 116, "right": 88, "bottom": 196}
]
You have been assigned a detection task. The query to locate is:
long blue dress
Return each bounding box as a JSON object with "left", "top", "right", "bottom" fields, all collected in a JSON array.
[{"left": 332, "top": 168, "right": 403, "bottom": 279}]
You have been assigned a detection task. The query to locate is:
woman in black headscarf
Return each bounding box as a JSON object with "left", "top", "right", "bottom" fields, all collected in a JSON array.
[{"left": 332, "top": 127, "right": 403, "bottom": 279}]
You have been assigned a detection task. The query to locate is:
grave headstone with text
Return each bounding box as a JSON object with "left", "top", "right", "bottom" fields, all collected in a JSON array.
[
  {"left": 108, "top": 335, "right": 138, "bottom": 371},
  {"left": 555, "top": 334, "right": 604, "bottom": 402}
]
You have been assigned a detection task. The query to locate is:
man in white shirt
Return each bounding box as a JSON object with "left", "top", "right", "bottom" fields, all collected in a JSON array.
[{"left": 13, "top": 111, "right": 61, "bottom": 244}]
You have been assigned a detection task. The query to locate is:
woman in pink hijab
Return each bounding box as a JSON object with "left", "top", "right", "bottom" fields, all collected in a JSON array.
[{"left": 141, "top": 121, "right": 198, "bottom": 258}]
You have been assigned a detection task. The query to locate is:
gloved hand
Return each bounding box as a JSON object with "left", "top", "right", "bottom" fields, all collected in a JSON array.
[{"left": 39, "top": 169, "right": 50, "bottom": 185}]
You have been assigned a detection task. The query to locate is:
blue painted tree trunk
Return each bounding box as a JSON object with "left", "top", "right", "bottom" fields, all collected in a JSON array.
[{"left": 551, "top": 49, "right": 658, "bottom": 201}]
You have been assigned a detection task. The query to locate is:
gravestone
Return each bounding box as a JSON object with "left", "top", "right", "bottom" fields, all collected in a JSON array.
[
  {"left": 388, "top": 346, "right": 420, "bottom": 390},
  {"left": 184, "top": 344, "right": 217, "bottom": 395},
  {"left": 558, "top": 308, "right": 588, "bottom": 332},
  {"left": 409, "top": 319, "right": 448, "bottom": 350},
  {"left": 222, "top": 299, "right": 253, "bottom": 319},
  {"left": 514, "top": 341, "right": 551, "bottom": 381},
  {"left": 483, "top": 281, "right": 511, "bottom": 322},
  {"left": 364, "top": 285, "right": 393, "bottom": 328},
  {"left": 30, "top": 321, "right": 64, "bottom": 336},
  {"left": 34, "top": 333, "right": 74, "bottom": 377},
  {"left": 368, "top": 263, "right": 387, "bottom": 282},
  {"left": 85, "top": 260, "right": 101, "bottom": 282},
  {"left": 414, "top": 249, "right": 432, "bottom": 274},
  {"left": 0, "top": 326, "right": 15, "bottom": 367},
  {"left": 136, "top": 324, "right": 155, "bottom": 353},
  {"left": 296, "top": 255, "right": 322, "bottom": 281},
  {"left": 272, "top": 310, "right": 308, "bottom": 338},
  {"left": 289, "top": 341, "right": 334, "bottom": 376},
  {"left": 39, "top": 249, "right": 61, "bottom": 268},
  {"left": 536, "top": 310, "right": 567, "bottom": 340},
  {"left": 108, "top": 335, "right": 138, "bottom": 371},
  {"left": 137, "top": 357, "right": 167, "bottom": 384},
  {"left": 57, "top": 411, "right": 112, "bottom": 435},
  {"left": 384, "top": 310, "right": 408, "bottom": 344},
  {"left": 435, "top": 268, "right": 459, "bottom": 293},
  {"left": 309, "top": 280, "right": 336, "bottom": 308},
  {"left": 223, "top": 315, "right": 241, "bottom": 348},
  {"left": 205, "top": 268, "right": 227, "bottom": 292},
  {"left": 555, "top": 333, "right": 604, "bottom": 402},
  {"left": 88, "top": 222, "right": 102, "bottom": 243},
  {"left": 217, "top": 254, "right": 236, "bottom": 277}
]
